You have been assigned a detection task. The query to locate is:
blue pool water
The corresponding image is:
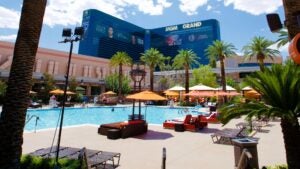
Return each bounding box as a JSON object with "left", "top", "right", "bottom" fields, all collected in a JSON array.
[{"left": 25, "top": 106, "right": 192, "bottom": 131}]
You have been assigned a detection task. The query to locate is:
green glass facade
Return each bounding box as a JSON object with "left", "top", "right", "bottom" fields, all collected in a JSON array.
[{"left": 79, "top": 9, "right": 221, "bottom": 65}]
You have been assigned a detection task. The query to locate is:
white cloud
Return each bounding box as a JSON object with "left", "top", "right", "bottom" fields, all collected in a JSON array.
[
  {"left": 269, "top": 41, "right": 289, "bottom": 60},
  {"left": 179, "top": 0, "right": 208, "bottom": 15},
  {"left": 44, "top": 0, "right": 172, "bottom": 27},
  {"left": 0, "top": 6, "right": 20, "bottom": 29},
  {"left": 223, "top": 0, "right": 282, "bottom": 15},
  {"left": 0, "top": 34, "right": 17, "bottom": 41},
  {"left": 206, "top": 5, "right": 212, "bottom": 11}
]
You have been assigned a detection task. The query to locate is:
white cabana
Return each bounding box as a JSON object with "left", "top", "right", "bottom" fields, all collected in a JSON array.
[
  {"left": 189, "top": 84, "right": 215, "bottom": 91},
  {"left": 242, "top": 86, "right": 253, "bottom": 91},
  {"left": 216, "top": 85, "right": 236, "bottom": 91},
  {"left": 168, "top": 85, "right": 185, "bottom": 91}
]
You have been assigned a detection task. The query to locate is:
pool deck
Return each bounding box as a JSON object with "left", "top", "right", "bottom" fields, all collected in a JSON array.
[{"left": 23, "top": 118, "right": 286, "bottom": 169}]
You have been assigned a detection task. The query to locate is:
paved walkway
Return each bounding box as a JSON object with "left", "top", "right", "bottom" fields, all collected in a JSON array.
[{"left": 23, "top": 118, "right": 286, "bottom": 169}]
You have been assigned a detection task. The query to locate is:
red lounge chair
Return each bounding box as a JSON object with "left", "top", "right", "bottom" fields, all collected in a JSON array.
[
  {"left": 163, "top": 114, "right": 192, "bottom": 129},
  {"left": 98, "top": 120, "right": 148, "bottom": 138},
  {"left": 184, "top": 115, "right": 208, "bottom": 131},
  {"left": 200, "top": 112, "right": 219, "bottom": 123}
]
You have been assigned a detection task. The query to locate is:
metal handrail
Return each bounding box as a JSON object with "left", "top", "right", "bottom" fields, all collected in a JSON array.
[{"left": 25, "top": 114, "right": 40, "bottom": 133}]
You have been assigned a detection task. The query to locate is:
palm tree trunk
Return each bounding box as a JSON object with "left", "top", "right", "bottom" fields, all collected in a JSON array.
[
  {"left": 118, "top": 64, "right": 122, "bottom": 99},
  {"left": 220, "top": 58, "right": 227, "bottom": 103},
  {"left": 282, "top": 0, "right": 300, "bottom": 40},
  {"left": 0, "top": 1, "right": 47, "bottom": 168},
  {"left": 258, "top": 59, "right": 265, "bottom": 72},
  {"left": 150, "top": 67, "right": 154, "bottom": 91},
  {"left": 280, "top": 118, "right": 300, "bottom": 168},
  {"left": 185, "top": 65, "right": 189, "bottom": 103}
]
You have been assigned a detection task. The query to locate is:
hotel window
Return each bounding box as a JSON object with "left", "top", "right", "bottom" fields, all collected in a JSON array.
[
  {"left": 47, "top": 60, "right": 55, "bottom": 74},
  {"left": 35, "top": 59, "right": 42, "bottom": 73},
  {"left": 54, "top": 61, "right": 59, "bottom": 75},
  {"left": 96, "top": 67, "right": 102, "bottom": 78},
  {"left": 83, "top": 65, "right": 89, "bottom": 77},
  {"left": 88, "top": 66, "right": 93, "bottom": 77}
]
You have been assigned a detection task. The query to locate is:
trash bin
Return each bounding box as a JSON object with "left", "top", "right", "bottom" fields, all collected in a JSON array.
[{"left": 232, "top": 138, "right": 259, "bottom": 169}]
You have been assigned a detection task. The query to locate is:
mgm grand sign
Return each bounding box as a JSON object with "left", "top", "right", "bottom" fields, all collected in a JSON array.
[{"left": 165, "top": 21, "right": 202, "bottom": 32}]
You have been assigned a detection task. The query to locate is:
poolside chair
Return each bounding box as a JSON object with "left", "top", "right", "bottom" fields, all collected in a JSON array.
[
  {"left": 211, "top": 128, "right": 246, "bottom": 145},
  {"left": 29, "top": 146, "right": 121, "bottom": 169},
  {"left": 98, "top": 120, "right": 148, "bottom": 138},
  {"left": 200, "top": 112, "right": 219, "bottom": 123},
  {"left": 163, "top": 114, "right": 192, "bottom": 130}
]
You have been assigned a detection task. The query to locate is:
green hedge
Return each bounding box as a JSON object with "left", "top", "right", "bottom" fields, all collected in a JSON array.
[
  {"left": 21, "top": 155, "right": 81, "bottom": 169},
  {"left": 264, "top": 164, "right": 287, "bottom": 169}
]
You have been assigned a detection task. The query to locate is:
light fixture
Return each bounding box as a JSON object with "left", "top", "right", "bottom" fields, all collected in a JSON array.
[{"left": 55, "top": 26, "right": 84, "bottom": 166}]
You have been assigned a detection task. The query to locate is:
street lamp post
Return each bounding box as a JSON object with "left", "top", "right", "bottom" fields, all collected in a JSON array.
[
  {"left": 55, "top": 27, "right": 84, "bottom": 167},
  {"left": 130, "top": 62, "right": 146, "bottom": 119}
]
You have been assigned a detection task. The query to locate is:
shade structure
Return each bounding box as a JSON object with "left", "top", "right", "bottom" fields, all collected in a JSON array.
[
  {"left": 244, "top": 90, "right": 261, "bottom": 98},
  {"left": 226, "top": 91, "right": 241, "bottom": 96},
  {"left": 242, "top": 86, "right": 253, "bottom": 91},
  {"left": 103, "top": 91, "right": 116, "bottom": 95},
  {"left": 49, "top": 89, "right": 75, "bottom": 95},
  {"left": 163, "top": 90, "right": 179, "bottom": 96},
  {"left": 215, "top": 91, "right": 241, "bottom": 96},
  {"left": 126, "top": 90, "right": 167, "bottom": 101},
  {"left": 126, "top": 90, "right": 167, "bottom": 120},
  {"left": 76, "top": 86, "right": 86, "bottom": 91},
  {"left": 30, "top": 90, "right": 37, "bottom": 94},
  {"left": 216, "top": 85, "right": 236, "bottom": 91},
  {"left": 185, "top": 90, "right": 216, "bottom": 97},
  {"left": 168, "top": 85, "right": 185, "bottom": 91},
  {"left": 189, "top": 84, "right": 215, "bottom": 91}
]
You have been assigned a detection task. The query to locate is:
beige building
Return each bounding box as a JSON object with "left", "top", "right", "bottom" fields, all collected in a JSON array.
[{"left": 0, "top": 41, "right": 149, "bottom": 95}]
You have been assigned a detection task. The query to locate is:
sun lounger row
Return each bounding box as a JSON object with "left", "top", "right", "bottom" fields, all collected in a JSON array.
[
  {"left": 211, "top": 128, "right": 258, "bottom": 145},
  {"left": 28, "top": 146, "right": 121, "bottom": 169},
  {"left": 98, "top": 120, "right": 148, "bottom": 139},
  {"left": 163, "top": 114, "right": 208, "bottom": 132}
]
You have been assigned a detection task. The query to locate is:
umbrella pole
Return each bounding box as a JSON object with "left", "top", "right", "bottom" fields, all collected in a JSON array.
[
  {"left": 138, "top": 99, "right": 141, "bottom": 120},
  {"left": 132, "top": 100, "right": 135, "bottom": 120}
]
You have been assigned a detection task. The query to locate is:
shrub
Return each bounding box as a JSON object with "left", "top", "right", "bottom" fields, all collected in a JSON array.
[
  {"left": 21, "top": 155, "right": 81, "bottom": 169},
  {"left": 264, "top": 164, "right": 287, "bottom": 169}
]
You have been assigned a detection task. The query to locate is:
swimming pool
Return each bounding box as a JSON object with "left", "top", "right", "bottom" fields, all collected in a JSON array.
[{"left": 25, "top": 106, "right": 192, "bottom": 132}]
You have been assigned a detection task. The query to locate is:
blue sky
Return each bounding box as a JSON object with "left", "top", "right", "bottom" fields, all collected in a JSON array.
[{"left": 0, "top": 0, "right": 287, "bottom": 57}]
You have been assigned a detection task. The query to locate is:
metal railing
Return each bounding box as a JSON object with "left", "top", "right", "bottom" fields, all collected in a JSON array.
[{"left": 25, "top": 114, "right": 40, "bottom": 133}]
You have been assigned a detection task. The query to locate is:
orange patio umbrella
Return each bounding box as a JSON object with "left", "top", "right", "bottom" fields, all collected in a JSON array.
[
  {"left": 185, "top": 90, "right": 216, "bottom": 97},
  {"left": 244, "top": 90, "right": 261, "bottom": 98},
  {"left": 126, "top": 90, "right": 167, "bottom": 101},
  {"left": 103, "top": 91, "right": 116, "bottom": 95},
  {"left": 126, "top": 90, "right": 167, "bottom": 120},
  {"left": 163, "top": 90, "right": 179, "bottom": 96},
  {"left": 49, "top": 89, "right": 75, "bottom": 95}
]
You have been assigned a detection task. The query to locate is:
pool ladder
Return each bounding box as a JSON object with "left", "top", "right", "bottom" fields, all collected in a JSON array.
[{"left": 25, "top": 114, "right": 40, "bottom": 133}]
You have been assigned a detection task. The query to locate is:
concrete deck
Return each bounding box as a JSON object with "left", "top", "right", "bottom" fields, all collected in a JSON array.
[{"left": 23, "top": 118, "right": 286, "bottom": 169}]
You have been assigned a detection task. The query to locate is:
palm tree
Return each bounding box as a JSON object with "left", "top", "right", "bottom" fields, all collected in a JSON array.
[
  {"left": 172, "top": 49, "right": 199, "bottom": 102},
  {"left": 205, "top": 40, "right": 236, "bottom": 93},
  {"left": 282, "top": 0, "right": 300, "bottom": 40},
  {"left": 110, "top": 51, "right": 132, "bottom": 98},
  {"left": 219, "top": 61, "right": 300, "bottom": 168},
  {"left": 276, "top": 28, "right": 289, "bottom": 48},
  {"left": 242, "top": 36, "right": 280, "bottom": 72},
  {"left": 0, "top": 0, "right": 47, "bottom": 168},
  {"left": 140, "top": 48, "right": 165, "bottom": 91}
]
